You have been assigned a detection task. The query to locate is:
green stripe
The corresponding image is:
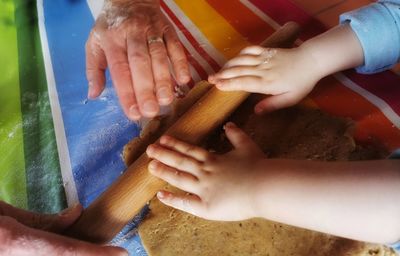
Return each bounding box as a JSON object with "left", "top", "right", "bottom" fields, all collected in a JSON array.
[
  {"left": 14, "top": 0, "right": 66, "bottom": 213},
  {"left": 0, "top": 0, "right": 28, "bottom": 209}
]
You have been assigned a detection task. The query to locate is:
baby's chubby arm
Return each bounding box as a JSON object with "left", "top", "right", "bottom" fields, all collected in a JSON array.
[
  {"left": 209, "top": 24, "right": 364, "bottom": 113},
  {"left": 253, "top": 158, "right": 400, "bottom": 244}
]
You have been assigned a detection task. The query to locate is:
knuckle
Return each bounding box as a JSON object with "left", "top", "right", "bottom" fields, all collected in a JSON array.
[
  {"left": 149, "top": 44, "right": 167, "bottom": 56},
  {"left": 173, "top": 156, "right": 186, "bottom": 168},
  {"left": 128, "top": 51, "right": 150, "bottom": 63},
  {"left": 131, "top": 15, "right": 150, "bottom": 27},
  {"left": 109, "top": 61, "right": 130, "bottom": 73},
  {"left": 171, "top": 55, "right": 187, "bottom": 66}
]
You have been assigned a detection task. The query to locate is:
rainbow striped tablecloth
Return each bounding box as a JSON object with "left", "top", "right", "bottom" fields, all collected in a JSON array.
[{"left": 1, "top": 0, "right": 400, "bottom": 254}]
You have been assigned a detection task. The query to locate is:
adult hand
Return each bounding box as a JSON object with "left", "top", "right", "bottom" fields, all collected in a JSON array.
[
  {"left": 86, "top": 0, "right": 190, "bottom": 120},
  {"left": 0, "top": 201, "right": 127, "bottom": 255}
]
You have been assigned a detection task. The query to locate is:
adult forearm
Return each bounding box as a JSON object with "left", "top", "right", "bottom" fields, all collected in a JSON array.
[
  {"left": 253, "top": 159, "right": 400, "bottom": 244},
  {"left": 300, "top": 24, "right": 364, "bottom": 79}
]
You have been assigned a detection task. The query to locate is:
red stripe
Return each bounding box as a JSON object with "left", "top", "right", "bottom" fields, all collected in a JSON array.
[
  {"left": 161, "top": 1, "right": 221, "bottom": 73},
  {"left": 344, "top": 70, "right": 400, "bottom": 116},
  {"left": 183, "top": 46, "right": 209, "bottom": 80},
  {"left": 310, "top": 76, "right": 400, "bottom": 150},
  {"left": 206, "top": 0, "right": 275, "bottom": 44},
  {"left": 248, "top": 0, "right": 325, "bottom": 40}
]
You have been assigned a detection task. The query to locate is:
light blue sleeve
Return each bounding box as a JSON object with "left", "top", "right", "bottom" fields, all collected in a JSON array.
[{"left": 339, "top": 1, "right": 400, "bottom": 74}]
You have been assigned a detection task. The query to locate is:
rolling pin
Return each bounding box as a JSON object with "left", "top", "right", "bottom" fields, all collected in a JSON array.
[{"left": 66, "top": 22, "right": 301, "bottom": 244}]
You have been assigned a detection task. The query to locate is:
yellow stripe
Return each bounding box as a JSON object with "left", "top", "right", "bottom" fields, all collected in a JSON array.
[{"left": 174, "top": 0, "right": 250, "bottom": 59}]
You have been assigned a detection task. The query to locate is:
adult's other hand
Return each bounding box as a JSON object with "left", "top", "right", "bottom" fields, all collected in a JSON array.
[{"left": 0, "top": 201, "right": 127, "bottom": 255}]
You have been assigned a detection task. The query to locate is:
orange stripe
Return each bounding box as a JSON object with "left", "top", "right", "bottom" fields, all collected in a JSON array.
[
  {"left": 206, "top": 0, "right": 275, "bottom": 44},
  {"left": 174, "top": 0, "right": 249, "bottom": 59},
  {"left": 311, "top": 76, "right": 400, "bottom": 150}
]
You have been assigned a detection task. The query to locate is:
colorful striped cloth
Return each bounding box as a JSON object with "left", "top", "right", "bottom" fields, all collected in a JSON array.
[{"left": 1, "top": 0, "right": 400, "bottom": 254}]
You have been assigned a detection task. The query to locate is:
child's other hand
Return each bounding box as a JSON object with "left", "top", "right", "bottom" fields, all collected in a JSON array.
[
  {"left": 209, "top": 46, "right": 320, "bottom": 114},
  {"left": 146, "top": 122, "right": 265, "bottom": 221}
]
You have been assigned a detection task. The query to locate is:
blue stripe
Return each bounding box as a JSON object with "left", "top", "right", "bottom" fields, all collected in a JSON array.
[{"left": 42, "top": 0, "right": 140, "bottom": 207}]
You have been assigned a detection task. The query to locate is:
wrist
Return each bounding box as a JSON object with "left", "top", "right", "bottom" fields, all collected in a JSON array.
[
  {"left": 247, "top": 158, "right": 276, "bottom": 219},
  {"left": 102, "top": 0, "right": 160, "bottom": 27},
  {"left": 298, "top": 41, "right": 331, "bottom": 81},
  {"left": 299, "top": 24, "right": 364, "bottom": 78}
]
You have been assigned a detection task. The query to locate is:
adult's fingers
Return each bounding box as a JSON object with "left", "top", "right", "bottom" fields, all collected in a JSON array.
[
  {"left": 147, "top": 32, "right": 174, "bottom": 106},
  {"left": 147, "top": 144, "right": 203, "bottom": 177},
  {"left": 86, "top": 32, "right": 107, "bottom": 99},
  {"left": 148, "top": 160, "right": 199, "bottom": 194},
  {"left": 224, "top": 122, "right": 263, "bottom": 155},
  {"left": 127, "top": 31, "right": 159, "bottom": 118},
  {"left": 254, "top": 93, "right": 302, "bottom": 114},
  {"left": 157, "top": 190, "right": 202, "bottom": 217},
  {"left": 240, "top": 45, "right": 265, "bottom": 55},
  {"left": 0, "top": 216, "right": 127, "bottom": 256},
  {"left": 164, "top": 26, "right": 190, "bottom": 85},
  {"left": 104, "top": 43, "right": 140, "bottom": 120},
  {"left": 0, "top": 201, "right": 82, "bottom": 233},
  {"left": 159, "top": 135, "right": 209, "bottom": 162}
]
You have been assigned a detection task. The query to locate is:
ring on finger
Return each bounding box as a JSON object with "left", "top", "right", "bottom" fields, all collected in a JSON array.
[
  {"left": 261, "top": 48, "right": 277, "bottom": 64},
  {"left": 148, "top": 36, "right": 164, "bottom": 45}
]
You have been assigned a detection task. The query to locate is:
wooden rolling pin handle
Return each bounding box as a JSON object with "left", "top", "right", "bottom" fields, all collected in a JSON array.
[{"left": 65, "top": 22, "right": 301, "bottom": 244}]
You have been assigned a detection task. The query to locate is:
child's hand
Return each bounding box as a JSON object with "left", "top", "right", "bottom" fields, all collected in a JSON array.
[
  {"left": 146, "top": 122, "right": 265, "bottom": 221},
  {"left": 209, "top": 46, "right": 320, "bottom": 114}
]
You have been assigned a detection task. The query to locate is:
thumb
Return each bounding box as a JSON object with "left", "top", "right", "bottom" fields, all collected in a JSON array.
[
  {"left": 45, "top": 204, "right": 84, "bottom": 233},
  {"left": 0, "top": 201, "right": 83, "bottom": 233},
  {"left": 224, "top": 122, "right": 263, "bottom": 155},
  {"left": 254, "top": 93, "right": 303, "bottom": 114}
]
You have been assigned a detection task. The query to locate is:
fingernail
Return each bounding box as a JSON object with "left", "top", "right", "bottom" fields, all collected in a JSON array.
[
  {"left": 143, "top": 101, "right": 158, "bottom": 114},
  {"left": 148, "top": 160, "right": 157, "bottom": 171},
  {"left": 179, "top": 71, "right": 190, "bottom": 83},
  {"left": 159, "top": 135, "right": 169, "bottom": 144},
  {"left": 255, "top": 106, "right": 264, "bottom": 114},
  {"left": 59, "top": 203, "right": 80, "bottom": 216},
  {"left": 157, "top": 88, "right": 172, "bottom": 103},
  {"left": 157, "top": 191, "right": 166, "bottom": 199},
  {"left": 87, "top": 82, "right": 96, "bottom": 99},
  {"left": 223, "top": 122, "right": 236, "bottom": 130},
  {"left": 129, "top": 104, "right": 141, "bottom": 120},
  {"left": 216, "top": 82, "right": 226, "bottom": 89},
  {"left": 146, "top": 145, "right": 155, "bottom": 156}
]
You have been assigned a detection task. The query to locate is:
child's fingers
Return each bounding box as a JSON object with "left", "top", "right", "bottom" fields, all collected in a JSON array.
[
  {"left": 224, "top": 122, "right": 263, "bottom": 155},
  {"left": 157, "top": 190, "right": 203, "bottom": 217},
  {"left": 215, "top": 76, "right": 263, "bottom": 93},
  {"left": 149, "top": 160, "right": 200, "bottom": 194},
  {"left": 214, "top": 66, "right": 262, "bottom": 80},
  {"left": 254, "top": 93, "right": 301, "bottom": 114},
  {"left": 240, "top": 45, "right": 265, "bottom": 55},
  {"left": 223, "top": 54, "right": 263, "bottom": 69},
  {"left": 159, "top": 136, "right": 209, "bottom": 162},
  {"left": 147, "top": 144, "right": 203, "bottom": 177}
]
